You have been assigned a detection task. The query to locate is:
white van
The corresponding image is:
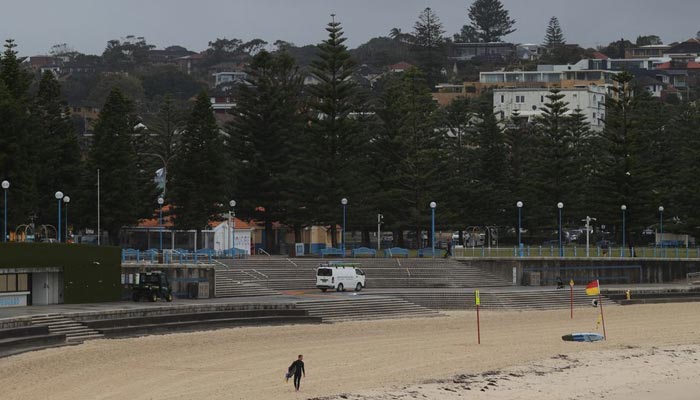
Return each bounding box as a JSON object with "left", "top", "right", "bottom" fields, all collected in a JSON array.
[{"left": 316, "top": 262, "right": 366, "bottom": 292}]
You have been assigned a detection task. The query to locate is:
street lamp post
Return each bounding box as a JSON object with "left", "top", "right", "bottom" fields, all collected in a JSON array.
[
  {"left": 557, "top": 202, "right": 564, "bottom": 258},
  {"left": 430, "top": 202, "right": 437, "bottom": 258},
  {"left": 659, "top": 206, "right": 664, "bottom": 257},
  {"left": 2, "top": 180, "right": 8, "bottom": 242},
  {"left": 158, "top": 197, "right": 164, "bottom": 251},
  {"left": 63, "top": 196, "right": 70, "bottom": 243},
  {"left": 55, "top": 191, "right": 64, "bottom": 242},
  {"left": 582, "top": 216, "right": 596, "bottom": 257},
  {"left": 516, "top": 201, "right": 523, "bottom": 257},
  {"left": 138, "top": 153, "right": 171, "bottom": 196},
  {"left": 621, "top": 205, "right": 627, "bottom": 257},
  {"left": 341, "top": 198, "right": 348, "bottom": 256},
  {"left": 230, "top": 200, "right": 236, "bottom": 257}
]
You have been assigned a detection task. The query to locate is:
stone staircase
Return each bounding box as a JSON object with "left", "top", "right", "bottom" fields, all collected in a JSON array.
[
  {"left": 214, "top": 269, "right": 281, "bottom": 297},
  {"left": 215, "top": 257, "right": 513, "bottom": 292},
  {"left": 30, "top": 314, "right": 104, "bottom": 342},
  {"left": 294, "top": 295, "right": 439, "bottom": 322}
]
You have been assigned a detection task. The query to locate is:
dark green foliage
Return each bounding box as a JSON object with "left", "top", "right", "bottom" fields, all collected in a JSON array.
[
  {"left": 77, "top": 89, "right": 153, "bottom": 244},
  {"left": 0, "top": 243, "right": 121, "bottom": 303},
  {"left": 0, "top": 40, "right": 38, "bottom": 227},
  {"left": 544, "top": 17, "right": 565, "bottom": 47},
  {"left": 466, "top": 0, "right": 517, "bottom": 43},
  {"left": 471, "top": 101, "right": 510, "bottom": 227},
  {"left": 34, "top": 72, "right": 83, "bottom": 227},
  {"left": 635, "top": 35, "right": 662, "bottom": 46},
  {"left": 141, "top": 94, "right": 184, "bottom": 196},
  {"left": 599, "top": 38, "right": 634, "bottom": 59},
  {"left": 227, "top": 51, "right": 305, "bottom": 252},
  {"left": 412, "top": 8, "right": 445, "bottom": 50},
  {"left": 376, "top": 68, "right": 444, "bottom": 242},
  {"left": 411, "top": 8, "right": 447, "bottom": 85},
  {"left": 591, "top": 72, "right": 664, "bottom": 237},
  {"left": 139, "top": 65, "right": 205, "bottom": 102},
  {"left": 169, "top": 92, "right": 227, "bottom": 231},
  {"left": 306, "top": 17, "right": 362, "bottom": 246}
]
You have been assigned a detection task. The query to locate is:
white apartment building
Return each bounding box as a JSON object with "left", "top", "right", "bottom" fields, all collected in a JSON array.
[{"left": 493, "top": 86, "right": 607, "bottom": 131}]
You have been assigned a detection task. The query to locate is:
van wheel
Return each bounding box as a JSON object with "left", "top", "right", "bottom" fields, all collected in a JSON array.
[
  {"left": 321, "top": 288, "right": 327, "bottom": 292},
  {"left": 337, "top": 283, "right": 344, "bottom": 292},
  {"left": 166, "top": 293, "right": 173, "bottom": 302},
  {"left": 150, "top": 293, "right": 158, "bottom": 302},
  {"left": 355, "top": 283, "right": 363, "bottom": 292}
]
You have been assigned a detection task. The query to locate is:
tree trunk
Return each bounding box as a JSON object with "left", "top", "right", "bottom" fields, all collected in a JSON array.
[
  {"left": 362, "top": 228, "right": 370, "bottom": 248},
  {"left": 294, "top": 224, "right": 302, "bottom": 243},
  {"left": 330, "top": 225, "right": 338, "bottom": 248},
  {"left": 264, "top": 219, "right": 275, "bottom": 254},
  {"left": 396, "top": 229, "right": 404, "bottom": 248}
]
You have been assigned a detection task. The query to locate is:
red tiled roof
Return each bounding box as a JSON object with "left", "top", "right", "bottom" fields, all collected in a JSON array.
[
  {"left": 592, "top": 51, "right": 609, "bottom": 60},
  {"left": 389, "top": 61, "right": 415, "bottom": 71},
  {"left": 656, "top": 61, "right": 700, "bottom": 70},
  {"left": 137, "top": 206, "right": 251, "bottom": 229}
]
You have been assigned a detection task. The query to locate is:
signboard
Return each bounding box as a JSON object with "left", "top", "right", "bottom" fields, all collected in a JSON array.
[{"left": 295, "top": 243, "right": 305, "bottom": 257}]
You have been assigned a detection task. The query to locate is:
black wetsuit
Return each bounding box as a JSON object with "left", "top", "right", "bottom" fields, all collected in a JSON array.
[{"left": 290, "top": 360, "right": 305, "bottom": 390}]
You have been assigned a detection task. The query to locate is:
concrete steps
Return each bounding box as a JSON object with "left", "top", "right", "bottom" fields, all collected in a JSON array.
[
  {"left": 214, "top": 271, "right": 281, "bottom": 297},
  {"left": 295, "top": 295, "right": 439, "bottom": 322},
  {"left": 214, "top": 258, "right": 513, "bottom": 291},
  {"left": 31, "top": 314, "right": 103, "bottom": 342}
]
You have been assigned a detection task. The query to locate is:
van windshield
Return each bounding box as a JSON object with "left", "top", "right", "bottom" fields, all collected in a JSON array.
[{"left": 317, "top": 268, "right": 332, "bottom": 276}]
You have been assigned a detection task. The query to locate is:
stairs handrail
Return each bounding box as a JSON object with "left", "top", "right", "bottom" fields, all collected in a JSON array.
[
  {"left": 286, "top": 258, "right": 299, "bottom": 268},
  {"left": 212, "top": 259, "right": 229, "bottom": 269},
  {"left": 257, "top": 248, "right": 272, "bottom": 257}
]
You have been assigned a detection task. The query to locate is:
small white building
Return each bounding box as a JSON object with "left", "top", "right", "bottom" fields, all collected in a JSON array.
[
  {"left": 493, "top": 85, "right": 608, "bottom": 131},
  {"left": 208, "top": 219, "right": 252, "bottom": 254}
]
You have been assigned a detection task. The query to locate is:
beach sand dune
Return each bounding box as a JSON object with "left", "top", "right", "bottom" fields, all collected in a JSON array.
[{"left": 1, "top": 303, "right": 699, "bottom": 399}]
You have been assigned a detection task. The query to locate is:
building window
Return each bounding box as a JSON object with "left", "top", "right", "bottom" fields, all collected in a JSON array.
[
  {"left": 540, "top": 96, "right": 544, "bottom": 103},
  {"left": 0, "top": 274, "right": 27, "bottom": 293},
  {"left": 515, "top": 95, "right": 525, "bottom": 103},
  {"left": 500, "top": 95, "right": 504, "bottom": 103}
]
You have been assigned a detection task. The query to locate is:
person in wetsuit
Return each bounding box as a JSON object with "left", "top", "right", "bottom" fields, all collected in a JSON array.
[{"left": 288, "top": 354, "right": 305, "bottom": 391}]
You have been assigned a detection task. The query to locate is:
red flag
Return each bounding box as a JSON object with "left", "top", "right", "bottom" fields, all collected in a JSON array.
[{"left": 585, "top": 280, "right": 600, "bottom": 296}]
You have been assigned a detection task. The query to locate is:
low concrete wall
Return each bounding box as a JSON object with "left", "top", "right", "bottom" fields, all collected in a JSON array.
[
  {"left": 68, "top": 302, "right": 298, "bottom": 323},
  {"left": 458, "top": 258, "right": 700, "bottom": 286}
]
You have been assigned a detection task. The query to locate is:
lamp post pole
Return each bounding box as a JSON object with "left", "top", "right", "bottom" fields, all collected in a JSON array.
[
  {"left": 55, "top": 191, "right": 64, "bottom": 242},
  {"left": 377, "top": 213, "right": 383, "bottom": 252},
  {"left": 621, "top": 205, "right": 627, "bottom": 257},
  {"left": 341, "top": 198, "right": 348, "bottom": 257},
  {"left": 430, "top": 202, "right": 437, "bottom": 258},
  {"left": 557, "top": 202, "right": 564, "bottom": 258},
  {"left": 230, "top": 200, "right": 236, "bottom": 257},
  {"left": 517, "top": 201, "right": 523, "bottom": 257},
  {"left": 659, "top": 206, "right": 664, "bottom": 257},
  {"left": 158, "top": 197, "right": 164, "bottom": 251},
  {"left": 63, "top": 196, "right": 70, "bottom": 243},
  {"left": 2, "top": 180, "right": 9, "bottom": 242}
]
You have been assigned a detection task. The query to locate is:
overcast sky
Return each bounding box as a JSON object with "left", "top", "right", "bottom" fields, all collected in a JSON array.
[{"left": 3, "top": 0, "right": 699, "bottom": 56}]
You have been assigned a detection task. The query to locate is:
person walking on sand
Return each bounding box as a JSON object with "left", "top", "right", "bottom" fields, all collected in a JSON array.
[{"left": 288, "top": 354, "right": 305, "bottom": 391}]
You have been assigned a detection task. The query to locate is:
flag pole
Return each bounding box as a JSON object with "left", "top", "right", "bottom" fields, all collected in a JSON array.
[{"left": 598, "top": 291, "right": 607, "bottom": 340}]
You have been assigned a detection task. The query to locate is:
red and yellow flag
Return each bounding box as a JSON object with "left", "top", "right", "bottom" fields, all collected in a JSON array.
[{"left": 585, "top": 280, "right": 600, "bottom": 296}]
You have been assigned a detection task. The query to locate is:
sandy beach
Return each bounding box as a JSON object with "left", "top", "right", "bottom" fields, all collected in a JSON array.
[{"left": 2, "top": 302, "right": 700, "bottom": 399}]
